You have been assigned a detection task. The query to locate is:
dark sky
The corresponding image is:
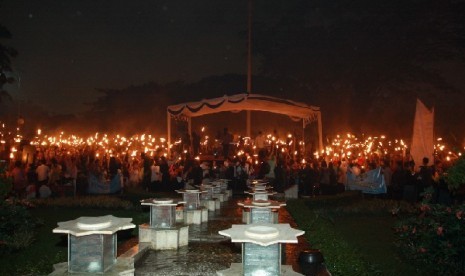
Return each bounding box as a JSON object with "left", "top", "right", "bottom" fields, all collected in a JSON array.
[{"left": 1, "top": 0, "right": 248, "bottom": 113}]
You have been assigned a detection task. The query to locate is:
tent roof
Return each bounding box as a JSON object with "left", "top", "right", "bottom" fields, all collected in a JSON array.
[{"left": 167, "top": 93, "right": 320, "bottom": 122}]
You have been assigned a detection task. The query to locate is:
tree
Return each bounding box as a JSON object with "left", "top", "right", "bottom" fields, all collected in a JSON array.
[
  {"left": 0, "top": 23, "right": 17, "bottom": 103},
  {"left": 84, "top": 82, "right": 174, "bottom": 134}
]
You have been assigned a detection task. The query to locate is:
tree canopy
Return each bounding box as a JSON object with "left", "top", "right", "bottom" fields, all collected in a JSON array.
[{"left": 0, "top": 23, "right": 17, "bottom": 102}]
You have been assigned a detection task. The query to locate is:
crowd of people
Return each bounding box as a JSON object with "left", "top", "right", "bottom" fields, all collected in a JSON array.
[{"left": 1, "top": 127, "right": 458, "bottom": 205}]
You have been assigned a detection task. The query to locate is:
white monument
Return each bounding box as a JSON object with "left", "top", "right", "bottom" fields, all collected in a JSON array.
[
  {"left": 139, "top": 198, "right": 189, "bottom": 250},
  {"left": 217, "top": 223, "right": 304, "bottom": 275},
  {"left": 51, "top": 215, "right": 135, "bottom": 275}
]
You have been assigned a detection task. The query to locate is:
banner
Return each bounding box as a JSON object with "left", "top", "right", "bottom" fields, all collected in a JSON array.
[
  {"left": 87, "top": 173, "right": 122, "bottom": 194},
  {"left": 346, "top": 167, "right": 387, "bottom": 194},
  {"left": 410, "top": 99, "right": 434, "bottom": 167}
]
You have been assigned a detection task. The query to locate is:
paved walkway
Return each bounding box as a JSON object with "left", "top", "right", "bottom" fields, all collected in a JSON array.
[{"left": 134, "top": 194, "right": 310, "bottom": 276}]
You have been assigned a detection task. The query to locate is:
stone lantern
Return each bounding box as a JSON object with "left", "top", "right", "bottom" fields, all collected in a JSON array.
[
  {"left": 139, "top": 198, "right": 189, "bottom": 250},
  {"left": 52, "top": 215, "right": 135, "bottom": 274},
  {"left": 218, "top": 223, "right": 304, "bottom": 275},
  {"left": 238, "top": 199, "right": 286, "bottom": 224},
  {"left": 176, "top": 189, "right": 208, "bottom": 224}
]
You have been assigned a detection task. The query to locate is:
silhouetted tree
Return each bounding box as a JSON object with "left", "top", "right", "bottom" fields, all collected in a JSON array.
[{"left": 0, "top": 23, "right": 17, "bottom": 103}]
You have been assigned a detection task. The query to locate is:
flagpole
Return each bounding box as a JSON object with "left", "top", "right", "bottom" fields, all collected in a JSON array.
[{"left": 246, "top": 0, "right": 252, "bottom": 138}]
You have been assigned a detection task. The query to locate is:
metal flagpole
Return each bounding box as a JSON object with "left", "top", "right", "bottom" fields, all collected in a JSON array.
[{"left": 246, "top": 0, "right": 253, "bottom": 138}]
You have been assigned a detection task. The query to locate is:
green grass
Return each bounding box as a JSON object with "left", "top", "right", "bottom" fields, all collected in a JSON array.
[
  {"left": 0, "top": 206, "right": 147, "bottom": 275},
  {"left": 286, "top": 197, "right": 425, "bottom": 276},
  {"left": 1, "top": 191, "right": 427, "bottom": 275},
  {"left": 334, "top": 215, "right": 420, "bottom": 275},
  {"left": 0, "top": 190, "right": 181, "bottom": 275}
]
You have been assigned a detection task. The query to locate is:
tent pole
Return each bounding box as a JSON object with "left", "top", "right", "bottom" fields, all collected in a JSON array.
[
  {"left": 167, "top": 111, "right": 171, "bottom": 157},
  {"left": 188, "top": 117, "right": 192, "bottom": 154},
  {"left": 302, "top": 119, "right": 305, "bottom": 156},
  {"left": 246, "top": 111, "right": 251, "bottom": 138},
  {"left": 317, "top": 111, "right": 323, "bottom": 153},
  {"left": 246, "top": 0, "right": 252, "bottom": 138}
]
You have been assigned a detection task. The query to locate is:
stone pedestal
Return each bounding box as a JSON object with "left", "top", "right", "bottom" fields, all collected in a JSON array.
[
  {"left": 200, "top": 184, "right": 214, "bottom": 200},
  {"left": 52, "top": 215, "right": 135, "bottom": 274},
  {"left": 184, "top": 209, "right": 203, "bottom": 225},
  {"left": 176, "top": 208, "right": 184, "bottom": 222},
  {"left": 201, "top": 199, "right": 217, "bottom": 211},
  {"left": 213, "top": 193, "right": 226, "bottom": 202},
  {"left": 242, "top": 209, "right": 249, "bottom": 224},
  {"left": 245, "top": 190, "right": 277, "bottom": 201},
  {"left": 138, "top": 198, "right": 189, "bottom": 250},
  {"left": 201, "top": 207, "right": 209, "bottom": 223},
  {"left": 139, "top": 223, "right": 189, "bottom": 250},
  {"left": 239, "top": 200, "right": 286, "bottom": 224},
  {"left": 242, "top": 209, "right": 279, "bottom": 224},
  {"left": 218, "top": 223, "right": 304, "bottom": 276},
  {"left": 176, "top": 189, "right": 206, "bottom": 210},
  {"left": 217, "top": 263, "right": 302, "bottom": 276},
  {"left": 141, "top": 198, "right": 186, "bottom": 226}
]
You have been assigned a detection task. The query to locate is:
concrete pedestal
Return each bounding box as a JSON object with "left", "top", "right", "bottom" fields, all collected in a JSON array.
[
  {"left": 242, "top": 209, "right": 279, "bottom": 224},
  {"left": 201, "top": 207, "right": 209, "bottom": 223},
  {"left": 50, "top": 239, "right": 149, "bottom": 276},
  {"left": 216, "top": 263, "right": 302, "bottom": 276},
  {"left": 242, "top": 209, "right": 249, "bottom": 224},
  {"left": 139, "top": 223, "right": 189, "bottom": 250},
  {"left": 213, "top": 193, "right": 226, "bottom": 202},
  {"left": 184, "top": 209, "right": 203, "bottom": 225},
  {"left": 176, "top": 209, "right": 184, "bottom": 223},
  {"left": 201, "top": 199, "right": 217, "bottom": 211}
]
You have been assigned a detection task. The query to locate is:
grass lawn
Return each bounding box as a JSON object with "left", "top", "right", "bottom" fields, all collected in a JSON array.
[
  {"left": 0, "top": 207, "right": 146, "bottom": 275},
  {"left": 0, "top": 196, "right": 149, "bottom": 276},
  {"left": 1, "top": 190, "right": 430, "bottom": 275},
  {"left": 334, "top": 215, "right": 420, "bottom": 275},
  {"left": 286, "top": 192, "right": 427, "bottom": 276}
]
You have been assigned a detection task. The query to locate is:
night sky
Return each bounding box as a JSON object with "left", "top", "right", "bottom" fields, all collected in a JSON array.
[
  {"left": 2, "top": 0, "right": 465, "bottom": 139},
  {"left": 1, "top": 0, "right": 248, "bottom": 113}
]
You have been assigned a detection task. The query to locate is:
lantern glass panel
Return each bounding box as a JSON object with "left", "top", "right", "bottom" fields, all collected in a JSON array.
[
  {"left": 250, "top": 208, "right": 273, "bottom": 223},
  {"left": 184, "top": 193, "right": 199, "bottom": 209},
  {"left": 254, "top": 193, "right": 269, "bottom": 201},
  {"left": 151, "top": 205, "right": 175, "bottom": 228},
  {"left": 69, "top": 234, "right": 116, "bottom": 273}
]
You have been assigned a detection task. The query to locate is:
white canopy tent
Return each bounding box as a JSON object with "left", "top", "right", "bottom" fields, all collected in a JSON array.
[{"left": 166, "top": 93, "right": 323, "bottom": 154}]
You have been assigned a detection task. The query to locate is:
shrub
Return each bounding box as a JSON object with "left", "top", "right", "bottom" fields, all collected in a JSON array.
[
  {"left": 394, "top": 188, "right": 465, "bottom": 275},
  {"left": 444, "top": 156, "right": 465, "bottom": 191},
  {"left": 32, "top": 195, "right": 134, "bottom": 209},
  {"left": 0, "top": 203, "right": 42, "bottom": 253},
  {"left": 332, "top": 199, "right": 417, "bottom": 217},
  {"left": 1, "top": 163, "right": 41, "bottom": 253},
  {"left": 0, "top": 162, "right": 12, "bottom": 199}
]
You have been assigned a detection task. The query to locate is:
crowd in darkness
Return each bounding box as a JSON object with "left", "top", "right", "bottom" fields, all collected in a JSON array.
[{"left": 3, "top": 128, "right": 455, "bottom": 205}]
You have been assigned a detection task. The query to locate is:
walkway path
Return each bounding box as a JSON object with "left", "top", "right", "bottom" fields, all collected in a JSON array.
[{"left": 134, "top": 194, "right": 309, "bottom": 275}]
